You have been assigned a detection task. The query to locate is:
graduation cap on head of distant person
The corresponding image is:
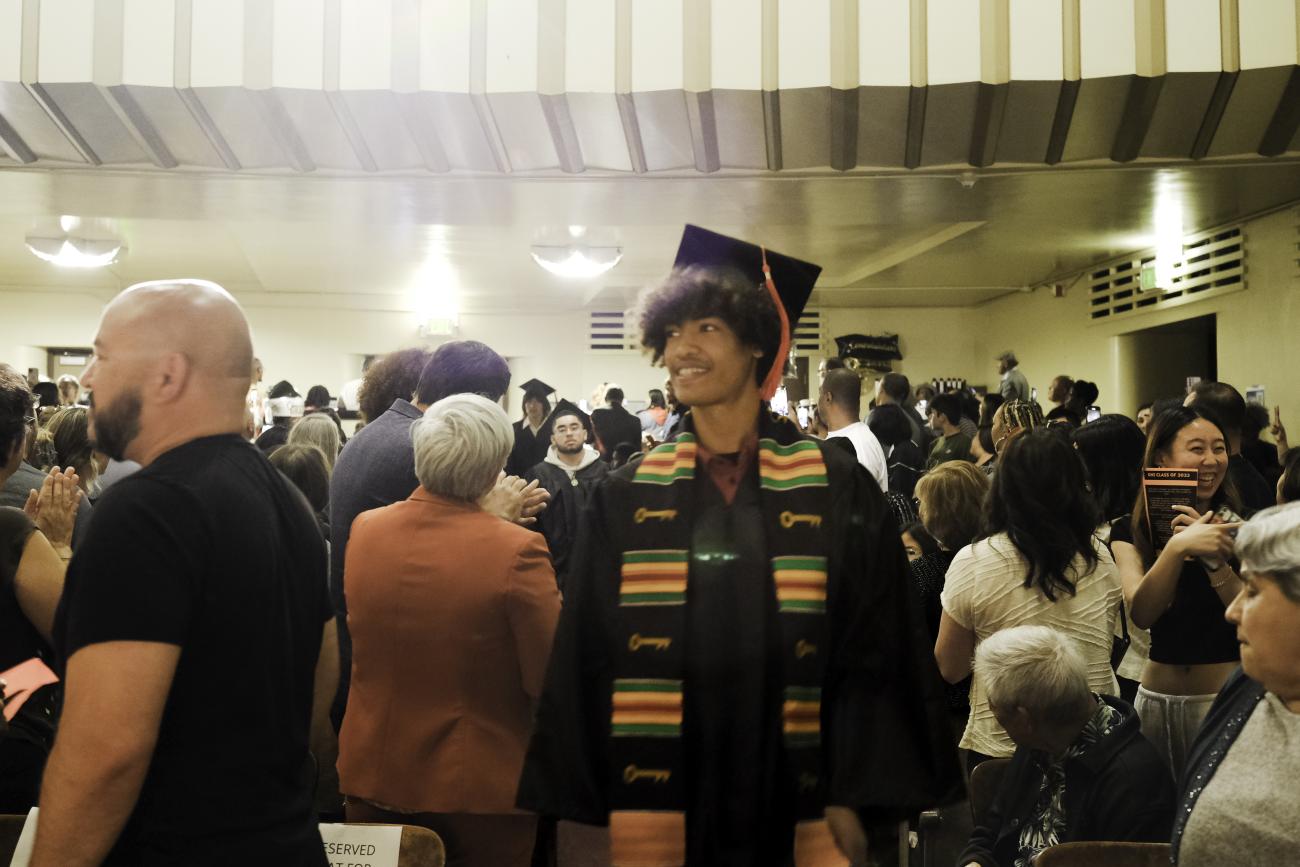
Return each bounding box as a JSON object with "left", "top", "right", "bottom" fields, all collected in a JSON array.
[
  {"left": 541, "top": 398, "right": 594, "bottom": 441},
  {"left": 672, "top": 224, "right": 822, "bottom": 400},
  {"left": 519, "top": 378, "right": 556, "bottom": 401}
]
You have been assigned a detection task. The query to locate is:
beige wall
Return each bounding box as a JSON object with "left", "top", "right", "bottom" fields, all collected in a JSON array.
[
  {"left": 4, "top": 205, "right": 1295, "bottom": 419},
  {"left": 975, "top": 206, "right": 1300, "bottom": 417}
]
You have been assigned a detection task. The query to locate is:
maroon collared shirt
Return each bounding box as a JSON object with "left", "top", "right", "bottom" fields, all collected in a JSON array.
[{"left": 693, "top": 432, "right": 759, "bottom": 506}]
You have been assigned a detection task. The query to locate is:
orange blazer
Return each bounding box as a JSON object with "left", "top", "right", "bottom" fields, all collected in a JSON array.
[{"left": 337, "top": 487, "right": 560, "bottom": 815}]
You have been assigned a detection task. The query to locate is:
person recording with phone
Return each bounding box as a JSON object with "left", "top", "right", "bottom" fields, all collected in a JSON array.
[{"left": 1109, "top": 405, "right": 1245, "bottom": 776}]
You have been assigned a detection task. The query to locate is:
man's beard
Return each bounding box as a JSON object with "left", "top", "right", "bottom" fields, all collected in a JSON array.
[
  {"left": 556, "top": 441, "right": 585, "bottom": 455},
  {"left": 89, "top": 388, "right": 143, "bottom": 462}
]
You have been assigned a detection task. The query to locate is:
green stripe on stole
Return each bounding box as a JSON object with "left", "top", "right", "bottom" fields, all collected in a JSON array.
[{"left": 610, "top": 419, "right": 832, "bottom": 824}]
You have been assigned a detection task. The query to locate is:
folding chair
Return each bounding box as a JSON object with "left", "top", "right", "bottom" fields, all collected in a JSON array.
[{"left": 1035, "top": 841, "right": 1173, "bottom": 866}]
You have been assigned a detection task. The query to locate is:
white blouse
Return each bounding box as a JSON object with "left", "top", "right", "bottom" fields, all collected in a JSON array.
[{"left": 940, "top": 533, "right": 1122, "bottom": 757}]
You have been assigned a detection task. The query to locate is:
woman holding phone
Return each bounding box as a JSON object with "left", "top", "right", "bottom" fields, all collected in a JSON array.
[{"left": 1110, "top": 405, "right": 1244, "bottom": 776}]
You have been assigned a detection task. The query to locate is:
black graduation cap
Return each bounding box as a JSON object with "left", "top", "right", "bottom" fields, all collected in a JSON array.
[
  {"left": 519, "top": 378, "right": 556, "bottom": 399},
  {"left": 541, "top": 399, "right": 594, "bottom": 440},
  {"left": 673, "top": 225, "right": 822, "bottom": 398}
]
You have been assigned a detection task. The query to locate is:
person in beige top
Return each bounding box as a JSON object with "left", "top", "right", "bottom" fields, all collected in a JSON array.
[
  {"left": 338, "top": 394, "right": 561, "bottom": 867},
  {"left": 935, "top": 428, "right": 1121, "bottom": 772}
]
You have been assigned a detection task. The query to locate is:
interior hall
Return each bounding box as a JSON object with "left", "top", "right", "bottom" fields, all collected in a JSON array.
[{"left": 0, "top": 2, "right": 1298, "bottom": 867}]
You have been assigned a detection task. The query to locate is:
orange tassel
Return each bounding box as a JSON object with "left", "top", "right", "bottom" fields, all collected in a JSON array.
[{"left": 759, "top": 247, "right": 790, "bottom": 401}]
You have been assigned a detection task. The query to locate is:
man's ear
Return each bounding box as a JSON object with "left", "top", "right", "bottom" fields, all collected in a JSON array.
[{"left": 154, "top": 352, "right": 192, "bottom": 403}]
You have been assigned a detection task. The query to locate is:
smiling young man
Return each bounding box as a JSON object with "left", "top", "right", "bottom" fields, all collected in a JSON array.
[{"left": 518, "top": 226, "right": 960, "bottom": 866}]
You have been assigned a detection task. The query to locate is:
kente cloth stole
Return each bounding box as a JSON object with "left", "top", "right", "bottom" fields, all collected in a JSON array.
[{"left": 608, "top": 425, "right": 836, "bottom": 865}]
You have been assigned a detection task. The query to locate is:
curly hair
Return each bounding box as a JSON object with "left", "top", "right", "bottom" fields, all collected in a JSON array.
[
  {"left": 357, "top": 348, "right": 433, "bottom": 423},
  {"left": 635, "top": 266, "right": 782, "bottom": 387}
]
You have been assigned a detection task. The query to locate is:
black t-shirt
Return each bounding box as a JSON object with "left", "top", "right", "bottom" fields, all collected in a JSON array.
[
  {"left": 1109, "top": 516, "right": 1238, "bottom": 665},
  {"left": 54, "top": 435, "right": 331, "bottom": 867}
]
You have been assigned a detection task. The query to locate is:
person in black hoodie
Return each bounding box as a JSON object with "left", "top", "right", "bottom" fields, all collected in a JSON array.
[
  {"left": 589, "top": 385, "right": 642, "bottom": 462},
  {"left": 959, "top": 625, "right": 1175, "bottom": 867}
]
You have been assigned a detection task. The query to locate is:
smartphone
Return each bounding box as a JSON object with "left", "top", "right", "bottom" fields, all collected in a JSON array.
[
  {"left": 770, "top": 386, "right": 789, "bottom": 417},
  {"left": 1086, "top": 405, "right": 1101, "bottom": 423},
  {"left": 916, "top": 398, "right": 928, "bottom": 417},
  {"left": 1031, "top": 387, "right": 1038, "bottom": 402},
  {"left": 797, "top": 405, "right": 810, "bottom": 429},
  {"left": 1213, "top": 505, "right": 1244, "bottom": 528}
]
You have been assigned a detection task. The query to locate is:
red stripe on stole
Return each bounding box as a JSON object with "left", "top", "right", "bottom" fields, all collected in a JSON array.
[{"left": 621, "top": 571, "right": 687, "bottom": 582}]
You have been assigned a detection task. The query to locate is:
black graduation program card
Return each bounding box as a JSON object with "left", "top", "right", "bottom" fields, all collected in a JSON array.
[{"left": 1142, "top": 468, "right": 1199, "bottom": 550}]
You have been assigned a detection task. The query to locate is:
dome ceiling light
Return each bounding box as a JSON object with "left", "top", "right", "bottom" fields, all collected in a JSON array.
[
  {"left": 529, "top": 225, "right": 622, "bottom": 280},
  {"left": 25, "top": 216, "right": 125, "bottom": 269},
  {"left": 529, "top": 244, "right": 623, "bottom": 279}
]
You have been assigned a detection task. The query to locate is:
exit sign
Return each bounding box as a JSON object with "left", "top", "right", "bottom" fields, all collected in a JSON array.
[{"left": 1139, "top": 265, "right": 1158, "bottom": 292}]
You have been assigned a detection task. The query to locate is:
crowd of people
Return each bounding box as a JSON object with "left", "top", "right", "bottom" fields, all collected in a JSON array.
[{"left": 0, "top": 235, "right": 1298, "bottom": 867}]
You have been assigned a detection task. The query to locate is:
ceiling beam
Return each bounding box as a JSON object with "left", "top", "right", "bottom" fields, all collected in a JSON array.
[
  {"left": 614, "top": 0, "right": 648, "bottom": 173},
  {"left": 323, "top": 0, "right": 378, "bottom": 173},
  {"left": 1258, "top": 67, "right": 1300, "bottom": 157},
  {"left": 0, "top": 112, "right": 36, "bottom": 163},
  {"left": 1190, "top": 71, "right": 1238, "bottom": 160},
  {"left": 174, "top": 0, "right": 242, "bottom": 170}
]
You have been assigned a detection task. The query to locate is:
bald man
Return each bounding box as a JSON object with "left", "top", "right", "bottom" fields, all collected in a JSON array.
[{"left": 34, "top": 280, "right": 333, "bottom": 867}]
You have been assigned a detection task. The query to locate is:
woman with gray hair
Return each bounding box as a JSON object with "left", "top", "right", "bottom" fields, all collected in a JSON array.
[
  {"left": 960, "top": 625, "right": 1174, "bottom": 867},
  {"left": 1173, "top": 502, "right": 1300, "bottom": 866},
  {"left": 337, "top": 394, "right": 561, "bottom": 867}
]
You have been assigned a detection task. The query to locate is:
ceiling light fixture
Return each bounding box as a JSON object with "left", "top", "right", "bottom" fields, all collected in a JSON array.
[
  {"left": 529, "top": 244, "right": 623, "bottom": 280},
  {"left": 25, "top": 236, "right": 125, "bottom": 269},
  {"left": 411, "top": 254, "right": 460, "bottom": 336}
]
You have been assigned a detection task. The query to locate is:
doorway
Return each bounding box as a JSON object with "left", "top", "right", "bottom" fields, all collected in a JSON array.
[
  {"left": 47, "top": 347, "right": 94, "bottom": 387},
  {"left": 1115, "top": 314, "right": 1217, "bottom": 414}
]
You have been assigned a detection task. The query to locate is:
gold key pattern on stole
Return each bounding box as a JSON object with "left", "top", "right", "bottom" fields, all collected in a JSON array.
[
  {"left": 779, "top": 510, "right": 823, "bottom": 529},
  {"left": 624, "top": 765, "right": 672, "bottom": 785},
  {"left": 634, "top": 508, "right": 678, "bottom": 524},
  {"left": 628, "top": 633, "right": 672, "bottom": 652}
]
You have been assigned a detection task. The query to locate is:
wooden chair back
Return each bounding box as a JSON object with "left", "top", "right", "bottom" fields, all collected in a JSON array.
[
  {"left": 968, "top": 758, "right": 1011, "bottom": 828},
  {"left": 1036, "top": 841, "right": 1173, "bottom": 866}
]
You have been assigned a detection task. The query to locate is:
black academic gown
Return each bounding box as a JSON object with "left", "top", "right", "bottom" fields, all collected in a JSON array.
[
  {"left": 507, "top": 420, "right": 549, "bottom": 477},
  {"left": 517, "top": 427, "right": 963, "bottom": 865},
  {"left": 526, "top": 457, "right": 609, "bottom": 591}
]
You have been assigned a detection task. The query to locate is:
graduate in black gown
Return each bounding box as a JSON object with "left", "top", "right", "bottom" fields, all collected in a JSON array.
[
  {"left": 517, "top": 226, "right": 961, "bottom": 866},
  {"left": 525, "top": 400, "right": 609, "bottom": 590},
  {"left": 506, "top": 379, "right": 554, "bottom": 477}
]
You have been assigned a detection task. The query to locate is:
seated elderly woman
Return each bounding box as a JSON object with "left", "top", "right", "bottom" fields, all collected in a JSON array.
[
  {"left": 337, "top": 393, "right": 561, "bottom": 867},
  {"left": 1172, "top": 502, "right": 1300, "bottom": 866},
  {"left": 959, "top": 625, "right": 1175, "bottom": 867}
]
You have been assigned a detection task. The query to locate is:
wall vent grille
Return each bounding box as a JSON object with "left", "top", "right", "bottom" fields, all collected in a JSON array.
[
  {"left": 588, "top": 310, "right": 637, "bottom": 352},
  {"left": 1088, "top": 225, "right": 1245, "bottom": 323},
  {"left": 792, "top": 308, "right": 824, "bottom": 355}
]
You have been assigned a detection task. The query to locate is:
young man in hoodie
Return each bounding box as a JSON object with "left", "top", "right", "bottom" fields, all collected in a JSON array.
[{"left": 527, "top": 400, "right": 608, "bottom": 590}]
